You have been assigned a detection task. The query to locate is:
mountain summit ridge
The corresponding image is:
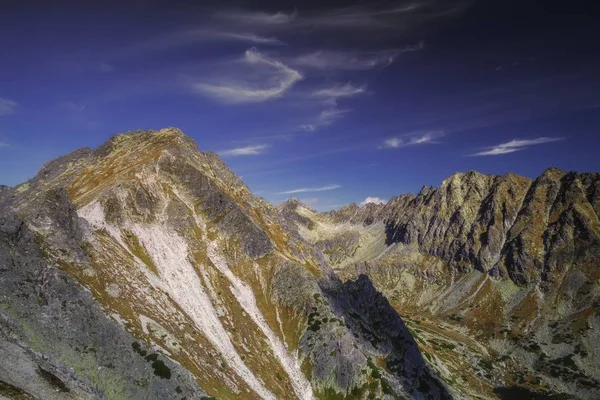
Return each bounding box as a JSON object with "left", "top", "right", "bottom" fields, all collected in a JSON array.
[{"left": 0, "top": 128, "right": 452, "bottom": 400}]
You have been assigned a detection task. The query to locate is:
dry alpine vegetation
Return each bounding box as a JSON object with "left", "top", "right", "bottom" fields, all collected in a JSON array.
[{"left": 1, "top": 128, "right": 598, "bottom": 400}]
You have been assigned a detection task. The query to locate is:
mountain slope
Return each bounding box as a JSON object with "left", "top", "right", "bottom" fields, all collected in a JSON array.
[
  {"left": 0, "top": 128, "right": 448, "bottom": 400},
  {"left": 288, "top": 169, "right": 600, "bottom": 399}
]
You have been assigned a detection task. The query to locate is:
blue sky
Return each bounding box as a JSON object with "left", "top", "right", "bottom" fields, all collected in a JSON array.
[{"left": 1, "top": 0, "right": 599, "bottom": 210}]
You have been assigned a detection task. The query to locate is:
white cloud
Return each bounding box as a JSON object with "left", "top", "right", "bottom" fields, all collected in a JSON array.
[
  {"left": 0, "top": 98, "right": 18, "bottom": 116},
  {"left": 277, "top": 184, "right": 341, "bottom": 194},
  {"left": 218, "top": 144, "right": 270, "bottom": 156},
  {"left": 359, "top": 197, "right": 387, "bottom": 206},
  {"left": 0, "top": 141, "right": 8, "bottom": 148},
  {"left": 212, "top": 31, "right": 285, "bottom": 45},
  {"left": 318, "top": 108, "right": 350, "bottom": 123},
  {"left": 215, "top": 2, "right": 466, "bottom": 31},
  {"left": 312, "top": 83, "right": 366, "bottom": 105},
  {"left": 193, "top": 48, "right": 303, "bottom": 103},
  {"left": 470, "top": 137, "right": 565, "bottom": 156},
  {"left": 299, "top": 85, "right": 362, "bottom": 131},
  {"left": 216, "top": 10, "right": 297, "bottom": 25},
  {"left": 161, "top": 29, "right": 285, "bottom": 46},
  {"left": 381, "top": 131, "right": 444, "bottom": 149},
  {"left": 301, "top": 108, "right": 351, "bottom": 131},
  {"left": 313, "top": 83, "right": 366, "bottom": 98},
  {"left": 292, "top": 44, "right": 423, "bottom": 70},
  {"left": 301, "top": 124, "right": 317, "bottom": 132},
  {"left": 291, "top": 4, "right": 438, "bottom": 30}
]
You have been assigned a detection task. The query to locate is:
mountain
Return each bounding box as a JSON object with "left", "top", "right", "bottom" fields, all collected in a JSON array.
[
  {"left": 288, "top": 169, "right": 600, "bottom": 399},
  {"left": 1, "top": 128, "right": 598, "bottom": 400},
  {"left": 0, "top": 128, "right": 448, "bottom": 400}
]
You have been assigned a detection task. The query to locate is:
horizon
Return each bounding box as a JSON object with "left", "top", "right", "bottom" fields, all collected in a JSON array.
[{"left": 1, "top": 0, "right": 599, "bottom": 211}]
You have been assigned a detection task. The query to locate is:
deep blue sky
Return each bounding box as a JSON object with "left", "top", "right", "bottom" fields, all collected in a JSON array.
[{"left": 1, "top": 0, "right": 599, "bottom": 210}]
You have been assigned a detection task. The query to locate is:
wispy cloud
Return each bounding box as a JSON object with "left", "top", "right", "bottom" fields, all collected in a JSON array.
[
  {"left": 218, "top": 144, "right": 270, "bottom": 156},
  {"left": 215, "top": 2, "right": 467, "bottom": 31},
  {"left": 277, "top": 184, "right": 341, "bottom": 194},
  {"left": 193, "top": 48, "right": 303, "bottom": 103},
  {"left": 469, "top": 137, "right": 564, "bottom": 156},
  {"left": 212, "top": 31, "right": 285, "bottom": 45},
  {"left": 312, "top": 83, "right": 366, "bottom": 105},
  {"left": 313, "top": 83, "right": 366, "bottom": 98},
  {"left": 291, "top": 4, "right": 446, "bottom": 30},
  {"left": 216, "top": 9, "right": 297, "bottom": 25},
  {"left": 359, "top": 196, "right": 387, "bottom": 206},
  {"left": 381, "top": 130, "right": 444, "bottom": 149},
  {"left": 292, "top": 45, "right": 422, "bottom": 71},
  {"left": 318, "top": 108, "right": 351, "bottom": 124},
  {"left": 0, "top": 98, "right": 18, "bottom": 116},
  {"left": 147, "top": 29, "right": 286, "bottom": 49},
  {"left": 302, "top": 108, "right": 351, "bottom": 131},
  {"left": 0, "top": 141, "right": 8, "bottom": 148}
]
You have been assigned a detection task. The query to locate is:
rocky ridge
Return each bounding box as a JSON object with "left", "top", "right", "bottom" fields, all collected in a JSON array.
[
  {"left": 0, "top": 128, "right": 449, "bottom": 400},
  {"left": 288, "top": 169, "right": 600, "bottom": 399}
]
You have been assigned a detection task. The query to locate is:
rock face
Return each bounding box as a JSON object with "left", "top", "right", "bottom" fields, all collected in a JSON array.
[
  {"left": 288, "top": 169, "right": 600, "bottom": 399},
  {"left": 0, "top": 128, "right": 448, "bottom": 400},
  {"left": 381, "top": 169, "right": 600, "bottom": 289}
]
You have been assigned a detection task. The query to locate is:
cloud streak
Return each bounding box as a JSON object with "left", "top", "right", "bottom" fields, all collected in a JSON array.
[
  {"left": 216, "top": 10, "right": 297, "bottom": 25},
  {"left": 160, "top": 29, "right": 285, "bottom": 47},
  {"left": 193, "top": 48, "right": 303, "bottom": 103},
  {"left": 381, "top": 131, "right": 444, "bottom": 149},
  {"left": 302, "top": 108, "right": 351, "bottom": 132},
  {"left": 212, "top": 31, "right": 285, "bottom": 45},
  {"left": 312, "top": 83, "right": 366, "bottom": 105},
  {"left": 469, "top": 137, "right": 564, "bottom": 156},
  {"left": 214, "top": 2, "right": 467, "bottom": 31},
  {"left": 0, "top": 98, "right": 18, "bottom": 116},
  {"left": 291, "top": 44, "right": 422, "bottom": 71},
  {"left": 218, "top": 144, "right": 270, "bottom": 156},
  {"left": 277, "top": 184, "right": 341, "bottom": 194}
]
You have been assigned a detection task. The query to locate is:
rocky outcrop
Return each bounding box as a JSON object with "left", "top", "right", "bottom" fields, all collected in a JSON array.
[
  {"left": 0, "top": 194, "right": 208, "bottom": 400},
  {"left": 388, "top": 169, "right": 599, "bottom": 289},
  {"left": 323, "top": 169, "right": 600, "bottom": 290},
  {"left": 320, "top": 275, "right": 452, "bottom": 400}
]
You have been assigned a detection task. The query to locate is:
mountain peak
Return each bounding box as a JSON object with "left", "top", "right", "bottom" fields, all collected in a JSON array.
[{"left": 93, "top": 127, "right": 195, "bottom": 158}]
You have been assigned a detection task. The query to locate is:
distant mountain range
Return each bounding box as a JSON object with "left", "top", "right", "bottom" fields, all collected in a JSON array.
[{"left": 1, "top": 128, "right": 598, "bottom": 399}]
